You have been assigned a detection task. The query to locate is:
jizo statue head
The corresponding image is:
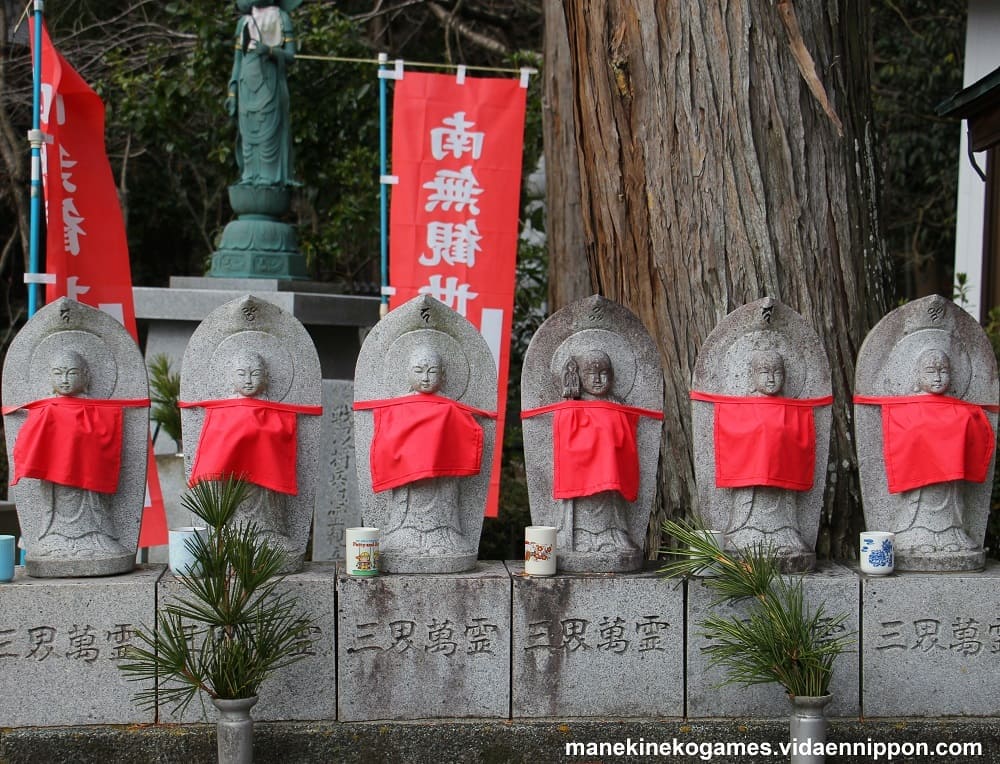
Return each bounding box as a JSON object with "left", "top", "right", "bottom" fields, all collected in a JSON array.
[
  {"left": 231, "top": 349, "right": 269, "bottom": 398},
  {"left": 750, "top": 349, "right": 786, "bottom": 397},
  {"left": 408, "top": 347, "right": 445, "bottom": 395},
  {"left": 578, "top": 349, "right": 614, "bottom": 399},
  {"left": 914, "top": 348, "right": 951, "bottom": 396},
  {"left": 50, "top": 350, "right": 90, "bottom": 397}
]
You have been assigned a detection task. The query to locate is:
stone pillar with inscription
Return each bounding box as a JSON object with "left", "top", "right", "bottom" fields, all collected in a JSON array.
[{"left": 311, "top": 380, "right": 362, "bottom": 561}]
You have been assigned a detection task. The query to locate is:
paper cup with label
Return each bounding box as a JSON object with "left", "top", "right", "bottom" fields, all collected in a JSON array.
[
  {"left": 693, "top": 530, "right": 726, "bottom": 577},
  {"left": 168, "top": 526, "right": 208, "bottom": 577},
  {"left": 0, "top": 535, "right": 14, "bottom": 582},
  {"left": 859, "top": 531, "right": 895, "bottom": 575},
  {"left": 524, "top": 526, "right": 557, "bottom": 576},
  {"left": 346, "top": 527, "right": 380, "bottom": 576}
]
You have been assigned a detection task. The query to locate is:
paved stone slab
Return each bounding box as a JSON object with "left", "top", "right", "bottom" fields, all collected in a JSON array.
[
  {"left": 687, "top": 562, "right": 859, "bottom": 718},
  {"left": 159, "top": 562, "right": 337, "bottom": 723},
  {"left": 0, "top": 565, "right": 163, "bottom": 726},
  {"left": 337, "top": 561, "right": 510, "bottom": 721},
  {"left": 311, "top": 380, "right": 361, "bottom": 561},
  {"left": 511, "top": 562, "right": 684, "bottom": 718},
  {"left": 863, "top": 564, "right": 1000, "bottom": 716}
]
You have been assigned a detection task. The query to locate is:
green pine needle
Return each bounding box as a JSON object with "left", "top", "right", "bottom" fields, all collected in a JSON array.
[
  {"left": 660, "top": 517, "right": 855, "bottom": 697},
  {"left": 119, "top": 476, "right": 317, "bottom": 713}
]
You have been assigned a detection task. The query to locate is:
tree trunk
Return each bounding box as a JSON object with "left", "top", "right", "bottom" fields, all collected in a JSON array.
[
  {"left": 555, "top": 0, "right": 894, "bottom": 558},
  {"left": 542, "top": 0, "right": 591, "bottom": 311}
]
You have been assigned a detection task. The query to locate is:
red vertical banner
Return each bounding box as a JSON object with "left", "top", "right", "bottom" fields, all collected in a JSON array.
[
  {"left": 389, "top": 72, "right": 527, "bottom": 518},
  {"left": 31, "top": 21, "right": 168, "bottom": 546}
]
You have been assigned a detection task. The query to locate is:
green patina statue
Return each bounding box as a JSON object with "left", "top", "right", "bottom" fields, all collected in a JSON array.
[
  {"left": 209, "top": 0, "right": 308, "bottom": 279},
  {"left": 227, "top": 0, "right": 299, "bottom": 186}
]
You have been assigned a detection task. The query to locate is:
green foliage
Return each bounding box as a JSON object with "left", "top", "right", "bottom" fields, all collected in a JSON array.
[
  {"left": 660, "top": 519, "right": 854, "bottom": 698},
  {"left": 118, "top": 478, "right": 316, "bottom": 714},
  {"left": 872, "top": 0, "right": 966, "bottom": 299},
  {"left": 148, "top": 353, "right": 182, "bottom": 450}
]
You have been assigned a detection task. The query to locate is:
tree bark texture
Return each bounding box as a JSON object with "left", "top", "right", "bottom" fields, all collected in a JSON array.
[
  {"left": 542, "top": 0, "right": 591, "bottom": 311},
  {"left": 556, "top": 0, "right": 894, "bottom": 558}
]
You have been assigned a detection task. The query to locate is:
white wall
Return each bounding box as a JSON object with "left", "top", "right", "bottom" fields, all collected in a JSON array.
[{"left": 953, "top": 0, "right": 1000, "bottom": 319}]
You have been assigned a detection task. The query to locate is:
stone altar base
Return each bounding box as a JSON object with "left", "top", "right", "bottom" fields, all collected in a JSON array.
[
  {"left": 863, "top": 564, "right": 1000, "bottom": 717},
  {"left": 160, "top": 562, "right": 337, "bottom": 723},
  {"left": 686, "top": 562, "right": 860, "bottom": 718},
  {"left": 337, "top": 561, "right": 510, "bottom": 722},
  {"left": 0, "top": 565, "right": 161, "bottom": 727},
  {"left": 511, "top": 562, "right": 684, "bottom": 718}
]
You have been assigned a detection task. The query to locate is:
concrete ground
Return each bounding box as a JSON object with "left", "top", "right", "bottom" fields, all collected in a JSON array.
[{"left": 1, "top": 718, "right": 996, "bottom": 763}]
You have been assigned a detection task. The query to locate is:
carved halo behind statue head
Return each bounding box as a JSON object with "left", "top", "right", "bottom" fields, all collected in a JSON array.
[
  {"left": 720, "top": 330, "right": 806, "bottom": 397},
  {"left": 384, "top": 329, "right": 471, "bottom": 400},
  {"left": 29, "top": 331, "right": 117, "bottom": 400},
  {"left": 208, "top": 331, "right": 295, "bottom": 401},
  {"left": 882, "top": 328, "right": 972, "bottom": 398},
  {"left": 550, "top": 329, "right": 638, "bottom": 401}
]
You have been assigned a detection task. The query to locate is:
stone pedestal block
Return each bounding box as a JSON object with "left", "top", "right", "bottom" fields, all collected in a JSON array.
[
  {"left": 511, "top": 562, "right": 684, "bottom": 718},
  {"left": 687, "top": 562, "right": 859, "bottom": 718},
  {"left": 311, "top": 380, "right": 361, "bottom": 561},
  {"left": 159, "top": 562, "right": 337, "bottom": 723},
  {"left": 0, "top": 566, "right": 163, "bottom": 726},
  {"left": 863, "top": 564, "right": 1000, "bottom": 716},
  {"left": 337, "top": 562, "right": 510, "bottom": 721}
]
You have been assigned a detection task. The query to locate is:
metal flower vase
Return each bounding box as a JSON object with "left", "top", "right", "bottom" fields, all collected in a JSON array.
[
  {"left": 788, "top": 694, "right": 831, "bottom": 764},
  {"left": 213, "top": 696, "right": 258, "bottom": 764}
]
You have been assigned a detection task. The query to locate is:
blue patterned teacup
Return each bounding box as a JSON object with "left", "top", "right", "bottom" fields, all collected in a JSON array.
[{"left": 860, "top": 531, "right": 894, "bottom": 575}]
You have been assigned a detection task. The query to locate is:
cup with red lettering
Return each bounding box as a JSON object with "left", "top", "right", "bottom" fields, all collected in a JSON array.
[
  {"left": 0, "top": 535, "right": 14, "bottom": 582},
  {"left": 168, "top": 526, "right": 208, "bottom": 577},
  {"left": 346, "top": 527, "right": 380, "bottom": 577},
  {"left": 859, "top": 531, "right": 894, "bottom": 575},
  {"left": 524, "top": 526, "right": 557, "bottom": 576}
]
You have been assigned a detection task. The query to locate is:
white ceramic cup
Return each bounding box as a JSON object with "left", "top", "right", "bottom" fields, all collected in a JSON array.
[
  {"left": 524, "top": 526, "right": 557, "bottom": 576},
  {"left": 168, "top": 526, "right": 208, "bottom": 577},
  {"left": 859, "top": 531, "right": 895, "bottom": 575},
  {"left": 693, "top": 530, "right": 726, "bottom": 577},
  {"left": 346, "top": 527, "right": 380, "bottom": 577}
]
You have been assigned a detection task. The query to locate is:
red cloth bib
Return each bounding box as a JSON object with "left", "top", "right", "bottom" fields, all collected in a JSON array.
[
  {"left": 690, "top": 391, "right": 833, "bottom": 491},
  {"left": 3, "top": 396, "right": 149, "bottom": 493},
  {"left": 181, "top": 398, "right": 322, "bottom": 495},
  {"left": 854, "top": 394, "right": 997, "bottom": 493},
  {"left": 353, "top": 394, "right": 496, "bottom": 493},
  {"left": 521, "top": 400, "right": 663, "bottom": 501}
]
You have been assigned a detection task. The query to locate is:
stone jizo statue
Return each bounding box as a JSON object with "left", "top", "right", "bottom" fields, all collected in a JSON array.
[
  {"left": 521, "top": 295, "right": 664, "bottom": 573},
  {"left": 32, "top": 351, "right": 128, "bottom": 561},
  {"left": 180, "top": 295, "right": 322, "bottom": 573},
  {"left": 381, "top": 346, "right": 469, "bottom": 555},
  {"left": 855, "top": 295, "right": 998, "bottom": 571},
  {"left": 691, "top": 297, "right": 832, "bottom": 572},
  {"left": 353, "top": 295, "right": 498, "bottom": 574},
  {"left": 2, "top": 298, "right": 149, "bottom": 577}
]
